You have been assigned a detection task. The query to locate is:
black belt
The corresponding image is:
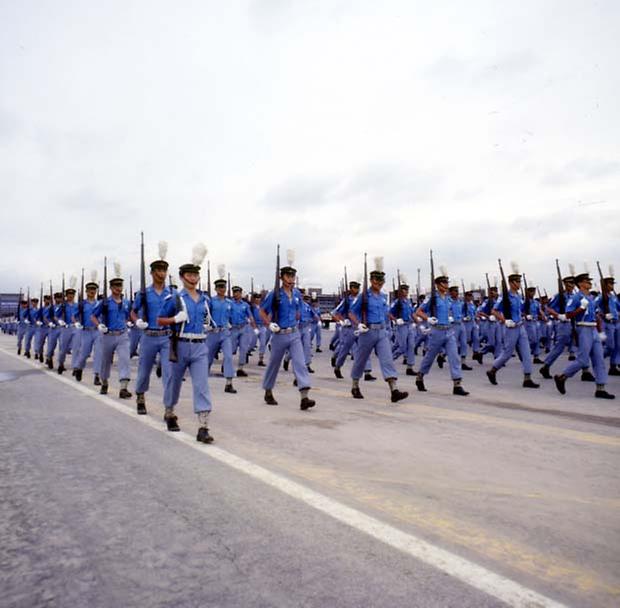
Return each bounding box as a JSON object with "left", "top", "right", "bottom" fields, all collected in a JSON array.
[
  {"left": 178, "top": 337, "right": 205, "bottom": 343},
  {"left": 145, "top": 329, "right": 171, "bottom": 336}
]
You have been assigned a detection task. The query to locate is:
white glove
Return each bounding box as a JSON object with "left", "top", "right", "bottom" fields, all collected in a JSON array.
[
  {"left": 525, "top": 315, "right": 533, "bottom": 321},
  {"left": 546, "top": 321, "right": 553, "bottom": 327},
  {"left": 253, "top": 327, "right": 260, "bottom": 335},
  {"left": 74, "top": 322, "right": 82, "bottom": 329},
  {"left": 269, "top": 322, "right": 281, "bottom": 333},
  {"left": 413, "top": 315, "right": 422, "bottom": 323},
  {"left": 579, "top": 297, "right": 589, "bottom": 310},
  {"left": 605, "top": 313, "right": 614, "bottom": 321},
  {"left": 505, "top": 319, "right": 516, "bottom": 328},
  {"left": 47, "top": 322, "right": 54, "bottom": 328},
  {"left": 136, "top": 319, "right": 149, "bottom": 330},
  {"left": 489, "top": 316, "right": 497, "bottom": 322},
  {"left": 343, "top": 319, "right": 352, "bottom": 327},
  {"left": 598, "top": 332, "right": 607, "bottom": 342},
  {"left": 357, "top": 323, "right": 369, "bottom": 333},
  {"left": 173, "top": 310, "right": 188, "bottom": 323},
  {"left": 97, "top": 324, "right": 108, "bottom": 334},
  {"left": 421, "top": 326, "right": 432, "bottom": 335},
  {"left": 126, "top": 321, "right": 134, "bottom": 328},
  {"left": 463, "top": 316, "right": 471, "bottom": 322},
  {"left": 557, "top": 313, "right": 567, "bottom": 321},
  {"left": 24, "top": 319, "right": 30, "bottom": 325},
  {"left": 58, "top": 319, "right": 67, "bottom": 327},
  {"left": 35, "top": 320, "right": 42, "bottom": 326},
  {"left": 428, "top": 317, "right": 438, "bottom": 326},
  {"left": 449, "top": 316, "right": 455, "bottom": 323},
  {"left": 396, "top": 318, "right": 405, "bottom": 326}
]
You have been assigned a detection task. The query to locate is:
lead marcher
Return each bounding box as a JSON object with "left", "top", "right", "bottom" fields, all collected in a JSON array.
[{"left": 157, "top": 244, "right": 215, "bottom": 442}]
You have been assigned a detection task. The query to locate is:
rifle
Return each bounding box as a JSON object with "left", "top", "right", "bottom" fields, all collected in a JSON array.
[
  {"left": 342, "top": 266, "right": 350, "bottom": 316},
  {"left": 555, "top": 260, "right": 565, "bottom": 313},
  {"left": 461, "top": 278, "right": 466, "bottom": 294},
  {"left": 102, "top": 257, "right": 109, "bottom": 325},
  {"left": 498, "top": 259, "right": 512, "bottom": 319},
  {"left": 523, "top": 273, "right": 531, "bottom": 315},
  {"left": 140, "top": 232, "right": 149, "bottom": 322},
  {"left": 416, "top": 268, "right": 421, "bottom": 304},
  {"left": 79, "top": 268, "right": 85, "bottom": 325},
  {"left": 39, "top": 283, "right": 43, "bottom": 325},
  {"left": 26, "top": 287, "right": 31, "bottom": 320},
  {"left": 207, "top": 260, "right": 212, "bottom": 297},
  {"left": 272, "top": 245, "right": 281, "bottom": 323},
  {"left": 61, "top": 273, "right": 66, "bottom": 324},
  {"left": 129, "top": 275, "right": 134, "bottom": 317},
  {"left": 361, "top": 253, "right": 368, "bottom": 325},
  {"left": 596, "top": 261, "right": 609, "bottom": 314},
  {"left": 49, "top": 280, "right": 55, "bottom": 324},
  {"left": 251, "top": 276, "right": 254, "bottom": 295},
  {"left": 395, "top": 268, "right": 403, "bottom": 317},
  {"left": 429, "top": 250, "right": 436, "bottom": 317},
  {"left": 227, "top": 272, "right": 231, "bottom": 298},
  {"left": 16, "top": 287, "right": 22, "bottom": 321}
]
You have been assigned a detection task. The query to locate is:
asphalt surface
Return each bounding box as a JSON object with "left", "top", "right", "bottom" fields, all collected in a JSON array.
[{"left": 1, "top": 331, "right": 619, "bottom": 607}]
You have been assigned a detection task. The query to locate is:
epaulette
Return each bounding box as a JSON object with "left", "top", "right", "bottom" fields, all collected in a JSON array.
[{"left": 164, "top": 294, "right": 173, "bottom": 301}]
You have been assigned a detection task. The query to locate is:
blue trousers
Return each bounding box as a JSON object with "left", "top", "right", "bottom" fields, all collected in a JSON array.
[
  {"left": 351, "top": 328, "right": 396, "bottom": 381},
  {"left": 419, "top": 327, "right": 461, "bottom": 380},
  {"left": 58, "top": 326, "right": 81, "bottom": 366},
  {"left": 136, "top": 334, "right": 171, "bottom": 393},
  {"left": 544, "top": 323, "right": 572, "bottom": 367},
  {"left": 452, "top": 323, "right": 468, "bottom": 360},
  {"left": 24, "top": 324, "right": 37, "bottom": 353},
  {"left": 611, "top": 323, "right": 620, "bottom": 365},
  {"left": 335, "top": 326, "right": 356, "bottom": 367},
  {"left": 35, "top": 326, "right": 49, "bottom": 357},
  {"left": 258, "top": 326, "right": 271, "bottom": 355},
  {"left": 393, "top": 323, "right": 415, "bottom": 365},
  {"left": 207, "top": 330, "right": 235, "bottom": 378},
  {"left": 330, "top": 324, "right": 340, "bottom": 350},
  {"left": 129, "top": 326, "right": 142, "bottom": 356},
  {"left": 46, "top": 327, "right": 61, "bottom": 358},
  {"left": 100, "top": 332, "right": 131, "bottom": 381},
  {"left": 230, "top": 326, "right": 251, "bottom": 365},
  {"left": 492, "top": 325, "right": 532, "bottom": 374},
  {"left": 300, "top": 323, "right": 313, "bottom": 365},
  {"left": 312, "top": 322, "right": 322, "bottom": 347},
  {"left": 262, "top": 330, "right": 310, "bottom": 391},
  {"left": 74, "top": 329, "right": 102, "bottom": 373},
  {"left": 164, "top": 340, "right": 212, "bottom": 413},
  {"left": 525, "top": 321, "right": 540, "bottom": 356},
  {"left": 463, "top": 320, "right": 480, "bottom": 352},
  {"left": 562, "top": 327, "right": 607, "bottom": 384},
  {"left": 17, "top": 324, "right": 27, "bottom": 350}
]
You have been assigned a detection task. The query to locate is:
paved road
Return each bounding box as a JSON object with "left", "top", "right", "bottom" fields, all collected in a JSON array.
[{"left": 1, "top": 333, "right": 619, "bottom": 607}]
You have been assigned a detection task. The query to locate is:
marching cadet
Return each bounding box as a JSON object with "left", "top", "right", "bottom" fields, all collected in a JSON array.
[
  {"left": 486, "top": 264, "right": 540, "bottom": 389},
  {"left": 474, "top": 286, "right": 500, "bottom": 364},
  {"left": 554, "top": 272, "right": 615, "bottom": 399},
  {"left": 157, "top": 244, "right": 215, "bottom": 443},
  {"left": 16, "top": 298, "right": 28, "bottom": 355},
  {"left": 310, "top": 294, "right": 323, "bottom": 352},
  {"left": 300, "top": 292, "right": 318, "bottom": 373},
  {"left": 540, "top": 273, "right": 577, "bottom": 379},
  {"left": 332, "top": 279, "right": 361, "bottom": 378},
  {"left": 23, "top": 297, "right": 39, "bottom": 358},
  {"left": 448, "top": 285, "right": 473, "bottom": 371},
  {"left": 523, "top": 285, "right": 544, "bottom": 365},
  {"left": 389, "top": 277, "right": 417, "bottom": 375},
  {"left": 414, "top": 269, "right": 469, "bottom": 396},
  {"left": 259, "top": 249, "right": 316, "bottom": 409},
  {"left": 44, "top": 293, "right": 63, "bottom": 368},
  {"left": 72, "top": 274, "right": 103, "bottom": 383},
  {"left": 348, "top": 257, "right": 408, "bottom": 402},
  {"left": 32, "top": 294, "right": 49, "bottom": 364},
  {"left": 131, "top": 243, "right": 172, "bottom": 415},
  {"left": 462, "top": 290, "right": 481, "bottom": 365},
  {"left": 251, "top": 293, "right": 270, "bottom": 367},
  {"left": 57, "top": 280, "right": 81, "bottom": 375},
  {"left": 91, "top": 263, "right": 132, "bottom": 398},
  {"left": 596, "top": 268, "right": 619, "bottom": 376},
  {"left": 230, "top": 285, "right": 256, "bottom": 377},
  {"left": 206, "top": 266, "right": 237, "bottom": 393}
]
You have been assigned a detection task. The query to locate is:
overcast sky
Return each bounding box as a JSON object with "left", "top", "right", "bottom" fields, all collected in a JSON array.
[{"left": 1, "top": 0, "right": 618, "bottom": 295}]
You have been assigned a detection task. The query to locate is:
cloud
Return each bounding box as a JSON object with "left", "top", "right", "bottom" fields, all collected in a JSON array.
[{"left": 542, "top": 159, "right": 620, "bottom": 186}]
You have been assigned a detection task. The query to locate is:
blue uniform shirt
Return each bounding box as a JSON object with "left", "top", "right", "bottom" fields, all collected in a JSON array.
[
  {"left": 59, "top": 302, "right": 79, "bottom": 324},
  {"left": 93, "top": 297, "right": 131, "bottom": 330},
  {"left": 210, "top": 296, "right": 233, "bottom": 328},
  {"left": 251, "top": 304, "right": 262, "bottom": 325},
  {"left": 566, "top": 292, "right": 596, "bottom": 322},
  {"left": 261, "top": 288, "right": 302, "bottom": 329},
  {"left": 333, "top": 295, "right": 356, "bottom": 317},
  {"left": 301, "top": 301, "right": 315, "bottom": 323},
  {"left": 493, "top": 292, "right": 523, "bottom": 323},
  {"left": 421, "top": 293, "right": 452, "bottom": 325},
  {"left": 80, "top": 300, "right": 99, "bottom": 328},
  {"left": 449, "top": 297, "right": 463, "bottom": 321},
  {"left": 159, "top": 289, "right": 210, "bottom": 335},
  {"left": 350, "top": 290, "right": 389, "bottom": 325},
  {"left": 595, "top": 293, "right": 618, "bottom": 320},
  {"left": 548, "top": 292, "right": 568, "bottom": 314},
  {"left": 132, "top": 286, "right": 172, "bottom": 328},
  {"left": 231, "top": 299, "right": 251, "bottom": 326},
  {"left": 390, "top": 297, "right": 414, "bottom": 321}
]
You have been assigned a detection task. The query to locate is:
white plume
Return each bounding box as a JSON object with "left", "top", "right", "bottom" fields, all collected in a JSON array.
[
  {"left": 286, "top": 249, "right": 295, "bottom": 266},
  {"left": 400, "top": 272, "right": 409, "bottom": 285},
  {"left": 470, "top": 282, "right": 475, "bottom": 291},
  {"left": 311, "top": 291, "right": 317, "bottom": 300},
  {"left": 583, "top": 261, "right": 589, "bottom": 273},
  {"left": 510, "top": 260, "right": 519, "bottom": 274},
  {"left": 373, "top": 256, "right": 384, "bottom": 272},
  {"left": 90, "top": 269, "right": 98, "bottom": 282},
  {"left": 217, "top": 264, "right": 226, "bottom": 280},
  {"left": 69, "top": 275, "right": 77, "bottom": 289},
  {"left": 568, "top": 263, "right": 576, "bottom": 276},
  {"left": 609, "top": 264, "right": 614, "bottom": 277},
  {"left": 158, "top": 240, "right": 168, "bottom": 260},
  {"left": 191, "top": 243, "right": 208, "bottom": 266},
  {"left": 113, "top": 261, "right": 122, "bottom": 278},
  {"left": 439, "top": 265, "right": 448, "bottom": 277}
]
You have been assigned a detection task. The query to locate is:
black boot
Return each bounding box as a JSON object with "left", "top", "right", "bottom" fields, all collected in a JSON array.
[
  {"left": 100, "top": 382, "right": 108, "bottom": 395},
  {"left": 568, "top": 354, "right": 576, "bottom": 361},
  {"left": 57, "top": 364, "right": 65, "bottom": 375},
  {"left": 364, "top": 372, "right": 377, "bottom": 381},
  {"left": 581, "top": 370, "right": 595, "bottom": 382},
  {"left": 406, "top": 367, "right": 416, "bottom": 376},
  {"left": 264, "top": 390, "right": 278, "bottom": 405},
  {"left": 539, "top": 365, "right": 551, "bottom": 379},
  {"left": 236, "top": 369, "right": 248, "bottom": 377},
  {"left": 197, "top": 427, "right": 214, "bottom": 443},
  {"left": 47, "top": 357, "right": 54, "bottom": 370},
  {"left": 330, "top": 356, "right": 336, "bottom": 367},
  {"left": 119, "top": 388, "right": 132, "bottom": 399},
  {"left": 486, "top": 368, "right": 498, "bottom": 385},
  {"left": 461, "top": 362, "right": 473, "bottom": 371},
  {"left": 155, "top": 365, "right": 162, "bottom": 378},
  {"left": 300, "top": 397, "right": 316, "bottom": 410},
  {"left": 74, "top": 369, "right": 83, "bottom": 382},
  {"left": 136, "top": 393, "right": 147, "bottom": 415},
  {"left": 533, "top": 357, "right": 544, "bottom": 364},
  {"left": 283, "top": 359, "right": 289, "bottom": 371},
  {"left": 94, "top": 374, "right": 101, "bottom": 386},
  {"left": 334, "top": 367, "right": 343, "bottom": 379},
  {"left": 24, "top": 351, "right": 30, "bottom": 358},
  {"left": 415, "top": 376, "right": 427, "bottom": 392},
  {"left": 315, "top": 347, "right": 322, "bottom": 353},
  {"left": 609, "top": 366, "right": 620, "bottom": 376},
  {"left": 391, "top": 389, "right": 408, "bottom": 403},
  {"left": 437, "top": 354, "right": 445, "bottom": 369},
  {"left": 523, "top": 378, "right": 540, "bottom": 389},
  {"left": 258, "top": 359, "right": 266, "bottom": 367},
  {"left": 165, "top": 414, "right": 180, "bottom": 432},
  {"left": 554, "top": 374, "right": 566, "bottom": 395},
  {"left": 307, "top": 365, "right": 315, "bottom": 374},
  {"left": 225, "top": 384, "right": 237, "bottom": 394},
  {"left": 453, "top": 385, "right": 469, "bottom": 396},
  {"left": 472, "top": 352, "right": 483, "bottom": 365},
  {"left": 351, "top": 387, "right": 364, "bottom": 399},
  {"left": 595, "top": 390, "right": 615, "bottom": 399}
]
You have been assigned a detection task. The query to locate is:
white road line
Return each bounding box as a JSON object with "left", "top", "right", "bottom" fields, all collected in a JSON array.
[{"left": 0, "top": 346, "right": 569, "bottom": 608}]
